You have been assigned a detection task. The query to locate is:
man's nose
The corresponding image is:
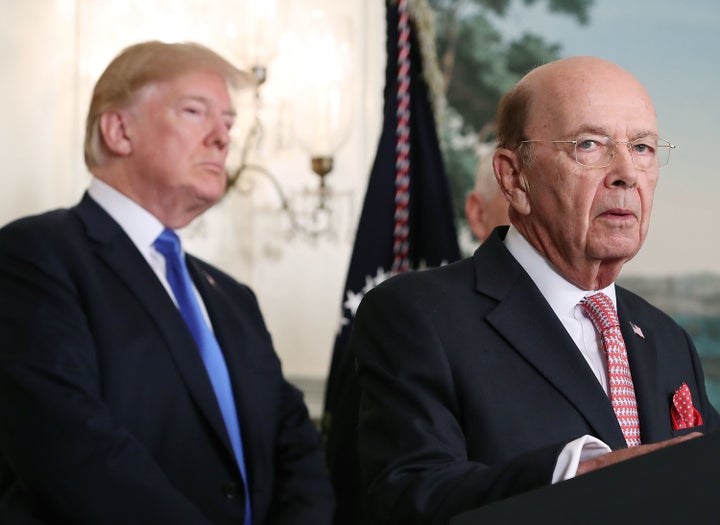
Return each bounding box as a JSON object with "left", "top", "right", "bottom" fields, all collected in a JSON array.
[
  {"left": 207, "top": 115, "right": 231, "bottom": 149},
  {"left": 607, "top": 143, "right": 638, "bottom": 188}
]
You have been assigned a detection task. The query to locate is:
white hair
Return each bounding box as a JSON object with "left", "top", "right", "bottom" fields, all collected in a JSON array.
[{"left": 471, "top": 143, "right": 500, "bottom": 200}]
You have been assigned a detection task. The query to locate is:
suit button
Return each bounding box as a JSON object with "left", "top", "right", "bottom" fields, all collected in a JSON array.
[{"left": 222, "top": 482, "right": 241, "bottom": 500}]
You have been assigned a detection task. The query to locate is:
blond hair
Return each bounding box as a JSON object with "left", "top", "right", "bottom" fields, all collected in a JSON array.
[{"left": 84, "top": 40, "right": 249, "bottom": 168}]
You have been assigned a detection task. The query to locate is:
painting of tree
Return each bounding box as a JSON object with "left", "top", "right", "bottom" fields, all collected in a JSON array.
[{"left": 428, "top": 0, "right": 594, "bottom": 244}]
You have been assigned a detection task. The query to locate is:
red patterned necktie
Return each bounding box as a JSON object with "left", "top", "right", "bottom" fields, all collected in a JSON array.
[{"left": 580, "top": 292, "right": 642, "bottom": 447}]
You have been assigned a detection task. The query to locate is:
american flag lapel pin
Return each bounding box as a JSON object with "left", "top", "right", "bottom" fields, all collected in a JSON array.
[
  {"left": 205, "top": 273, "right": 216, "bottom": 287},
  {"left": 630, "top": 322, "right": 645, "bottom": 339}
]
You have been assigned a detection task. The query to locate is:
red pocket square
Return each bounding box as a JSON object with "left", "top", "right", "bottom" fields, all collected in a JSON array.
[{"left": 671, "top": 382, "right": 703, "bottom": 430}]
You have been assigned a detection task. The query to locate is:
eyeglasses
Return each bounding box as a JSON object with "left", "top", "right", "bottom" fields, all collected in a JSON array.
[{"left": 519, "top": 135, "right": 675, "bottom": 170}]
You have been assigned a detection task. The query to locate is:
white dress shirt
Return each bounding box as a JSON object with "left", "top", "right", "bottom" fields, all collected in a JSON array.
[
  {"left": 87, "top": 178, "right": 213, "bottom": 326},
  {"left": 503, "top": 226, "right": 613, "bottom": 481}
]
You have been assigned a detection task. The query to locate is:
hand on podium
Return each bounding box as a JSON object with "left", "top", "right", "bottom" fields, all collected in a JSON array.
[{"left": 576, "top": 431, "right": 703, "bottom": 476}]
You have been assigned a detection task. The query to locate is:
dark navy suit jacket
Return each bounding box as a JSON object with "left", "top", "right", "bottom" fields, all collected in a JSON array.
[
  {"left": 0, "top": 194, "right": 333, "bottom": 524},
  {"left": 353, "top": 226, "right": 719, "bottom": 525}
]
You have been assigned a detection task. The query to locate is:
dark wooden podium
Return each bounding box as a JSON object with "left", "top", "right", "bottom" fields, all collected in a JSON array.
[{"left": 450, "top": 431, "right": 720, "bottom": 524}]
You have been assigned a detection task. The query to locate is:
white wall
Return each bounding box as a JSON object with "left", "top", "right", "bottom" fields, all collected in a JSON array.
[
  {"left": 0, "top": 0, "right": 385, "bottom": 414},
  {"left": 0, "top": 1, "right": 82, "bottom": 219}
]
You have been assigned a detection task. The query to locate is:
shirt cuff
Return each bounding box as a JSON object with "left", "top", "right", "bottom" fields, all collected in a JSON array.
[{"left": 552, "top": 435, "right": 612, "bottom": 483}]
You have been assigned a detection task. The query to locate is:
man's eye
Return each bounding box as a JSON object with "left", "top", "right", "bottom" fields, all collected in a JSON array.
[
  {"left": 633, "top": 142, "right": 656, "bottom": 155},
  {"left": 183, "top": 105, "right": 205, "bottom": 116},
  {"left": 577, "top": 139, "right": 599, "bottom": 151}
]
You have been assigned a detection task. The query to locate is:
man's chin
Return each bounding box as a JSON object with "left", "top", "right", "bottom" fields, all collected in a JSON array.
[
  {"left": 195, "top": 181, "right": 227, "bottom": 206},
  {"left": 589, "top": 233, "right": 643, "bottom": 262}
]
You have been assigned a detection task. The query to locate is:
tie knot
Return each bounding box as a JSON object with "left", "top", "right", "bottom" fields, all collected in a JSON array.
[
  {"left": 580, "top": 292, "right": 619, "bottom": 333},
  {"left": 153, "top": 228, "right": 182, "bottom": 259}
]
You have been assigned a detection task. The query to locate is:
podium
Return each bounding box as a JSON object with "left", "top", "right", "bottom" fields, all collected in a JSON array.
[{"left": 451, "top": 431, "right": 720, "bottom": 524}]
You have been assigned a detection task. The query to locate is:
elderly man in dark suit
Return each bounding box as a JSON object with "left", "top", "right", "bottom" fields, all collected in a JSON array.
[
  {"left": 352, "top": 55, "right": 719, "bottom": 525},
  {"left": 0, "top": 41, "right": 333, "bottom": 525}
]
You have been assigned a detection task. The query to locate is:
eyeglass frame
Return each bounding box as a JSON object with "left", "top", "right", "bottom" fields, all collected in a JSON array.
[{"left": 517, "top": 135, "right": 676, "bottom": 170}]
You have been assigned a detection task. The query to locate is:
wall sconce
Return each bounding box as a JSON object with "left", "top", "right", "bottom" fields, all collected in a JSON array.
[
  {"left": 226, "top": 3, "right": 354, "bottom": 240},
  {"left": 231, "top": 0, "right": 284, "bottom": 85}
]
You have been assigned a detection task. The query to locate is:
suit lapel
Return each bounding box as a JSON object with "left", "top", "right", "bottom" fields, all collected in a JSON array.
[
  {"left": 73, "top": 195, "right": 234, "bottom": 457},
  {"left": 477, "top": 230, "right": 627, "bottom": 448}
]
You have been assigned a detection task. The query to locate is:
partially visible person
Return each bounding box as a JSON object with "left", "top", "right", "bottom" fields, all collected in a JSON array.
[
  {"left": 352, "top": 56, "right": 719, "bottom": 524},
  {"left": 465, "top": 148, "right": 510, "bottom": 242},
  {"left": 0, "top": 41, "right": 333, "bottom": 525}
]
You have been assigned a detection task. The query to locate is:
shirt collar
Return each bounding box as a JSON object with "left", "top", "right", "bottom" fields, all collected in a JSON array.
[
  {"left": 87, "top": 177, "right": 165, "bottom": 256},
  {"left": 504, "top": 225, "right": 616, "bottom": 320}
]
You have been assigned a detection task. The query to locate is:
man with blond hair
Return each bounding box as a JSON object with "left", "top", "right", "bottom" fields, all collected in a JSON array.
[{"left": 0, "top": 41, "right": 333, "bottom": 525}]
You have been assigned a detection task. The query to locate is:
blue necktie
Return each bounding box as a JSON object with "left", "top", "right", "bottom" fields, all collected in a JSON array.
[{"left": 154, "top": 229, "right": 252, "bottom": 524}]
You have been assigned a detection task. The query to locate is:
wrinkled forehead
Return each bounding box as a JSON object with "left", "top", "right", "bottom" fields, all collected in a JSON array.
[{"left": 522, "top": 59, "right": 658, "bottom": 138}]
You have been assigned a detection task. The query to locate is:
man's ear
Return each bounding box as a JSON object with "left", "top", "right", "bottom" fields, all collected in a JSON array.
[
  {"left": 99, "top": 111, "right": 132, "bottom": 157},
  {"left": 493, "top": 149, "right": 531, "bottom": 216}
]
